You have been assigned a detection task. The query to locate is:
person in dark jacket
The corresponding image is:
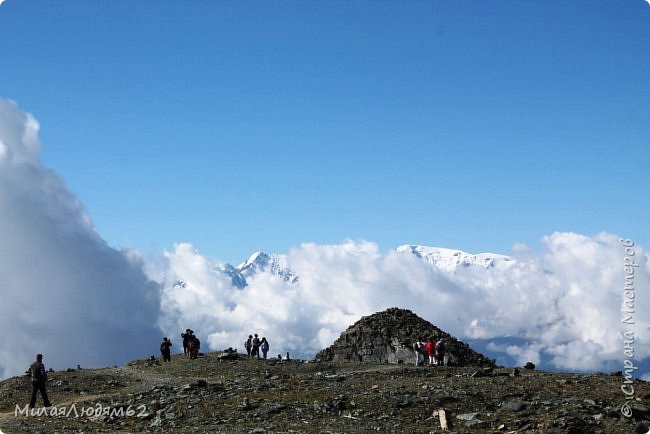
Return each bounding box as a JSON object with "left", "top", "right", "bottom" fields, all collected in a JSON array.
[
  {"left": 160, "top": 337, "right": 172, "bottom": 362},
  {"left": 244, "top": 335, "right": 253, "bottom": 357},
  {"left": 181, "top": 329, "right": 193, "bottom": 356},
  {"left": 251, "top": 334, "right": 261, "bottom": 358},
  {"left": 436, "top": 338, "right": 446, "bottom": 366},
  {"left": 29, "top": 354, "right": 51, "bottom": 408}
]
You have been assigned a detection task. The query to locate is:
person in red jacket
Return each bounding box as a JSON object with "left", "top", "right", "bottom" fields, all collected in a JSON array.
[{"left": 425, "top": 338, "right": 437, "bottom": 366}]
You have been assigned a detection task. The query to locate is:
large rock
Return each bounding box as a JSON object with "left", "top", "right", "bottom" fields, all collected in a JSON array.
[{"left": 314, "top": 307, "right": 495, "bottom": 367}]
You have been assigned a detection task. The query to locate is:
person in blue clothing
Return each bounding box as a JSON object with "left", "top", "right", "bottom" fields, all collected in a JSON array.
[{"left": 260, "top": 337, "right": 270, "bottom": 359}]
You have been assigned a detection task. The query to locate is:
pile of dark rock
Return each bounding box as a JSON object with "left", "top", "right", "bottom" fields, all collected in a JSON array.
[{"left": 315, "top": 307, "right": 495, "bottom": 367}]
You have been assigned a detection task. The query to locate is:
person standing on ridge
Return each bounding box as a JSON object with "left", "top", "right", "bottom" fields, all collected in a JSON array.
[
  {"left": 425, "top": 338, "right": 437, "bottom": 366},
  {"left": 436, "top": 338, "right": 446, "bottom": 366},
  {"left": 160, "top": 337, "right": 172, "bottom": 362},
  {"left": 260, "top": 337, "right": 270, "bottom": 359},
  {"left": 181, "top": 329, "right": 193, "bottom": 356},
  {"left": 245, "top": 335, "right": 253, "bottom": 357},
  {"left": 28, "top": 354, "right": 52, "bottom": 408},
  {"left": 252, "top": 334, "right": 261, "bottom": 358},
  {"left": 413, "top": 338, "right": 426, "bottom": 367}
]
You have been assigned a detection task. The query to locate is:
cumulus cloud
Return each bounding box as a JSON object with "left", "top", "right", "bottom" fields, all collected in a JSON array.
[
  {"left": 153, "top": 234, "right": 649, "bottom": 375},
  {"left": 2, "top": 97, "right": 647, "bottom": 382},
  {"left": 0, "top": 99, "right": 162, "bottom": 379}
]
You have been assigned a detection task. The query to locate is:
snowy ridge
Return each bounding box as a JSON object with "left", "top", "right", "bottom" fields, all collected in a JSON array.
[
  {"left": 178, "top": 245, "right": 512, "bottom": 291},
  {"left": 396, "top": 244, "right": 513, "bottom": 272},
  {"left": 233, "top": 251, "right": 298, "bottom": 287}
]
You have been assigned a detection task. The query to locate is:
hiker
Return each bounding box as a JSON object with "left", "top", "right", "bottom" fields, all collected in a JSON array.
[
  {"left": 244, "top": 335, "right": 253, "bottom": 357},
  {"left": 260, "top": 337, "right": 269, "bottom": 359},
  {"left": 425, "top": 338, "right": 437, "bottom": 366},
  {"left": 413, "top": 338, "right": 426, "bottom": 367},
  {"left": 188, "top": 334, "right": 201, "bottom": 359},
  {"left": 251, "top": 334, "right": 261, "bottom": 358},
  {"left": 436, "top": 338, "right": 446, "bottom": 366},
  {"left": 181, "top": 329, "right": 190, "bottom": 356},
  {"left": 181, "top": 329, "right": 193, "bottom": 356},
  {"left": 28, "top": 354, "right": 52, "bottom": 408},
  {"left": 160, "top": 337, "right": 172, "bottom": 362}
]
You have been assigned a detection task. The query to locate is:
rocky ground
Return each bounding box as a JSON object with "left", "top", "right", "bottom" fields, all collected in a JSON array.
[{"left": 0, "top": 351, "right": 649, "bottom": 433}]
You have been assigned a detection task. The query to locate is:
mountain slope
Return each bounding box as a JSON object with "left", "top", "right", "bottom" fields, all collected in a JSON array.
[{"left": 1, "top": 351, "right": 646, "bottom": 433}]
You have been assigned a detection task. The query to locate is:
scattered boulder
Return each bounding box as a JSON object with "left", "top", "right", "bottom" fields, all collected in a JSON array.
[
  {"left": 217, "top": 350, "right": 240, "bottom": 361},
  {"left": 501, "top": 399, "right": 527, "bottom": 412}
]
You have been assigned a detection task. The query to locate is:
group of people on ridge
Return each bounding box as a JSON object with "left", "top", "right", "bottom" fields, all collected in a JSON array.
[
  {"left": 181, "top": 329, "right": 201, "bottom": 359},
  {"left": 413, "top": 337, "right": 447, "bottom": 367},
  {"left": 244, "top": 334, "right": 270, "bottom": 359},
  {"left": 159, "top": 329, "right": 203, "bottom": 362},
  {"left": 160, "top": 329, "right": 275, "bottom": 362}
]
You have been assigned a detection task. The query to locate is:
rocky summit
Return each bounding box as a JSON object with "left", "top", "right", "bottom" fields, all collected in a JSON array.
[
  {"left": 0, "top": 308, "right": 649, "bottom": 433},
  {"left": 315, "top": 307, "right": 495, "bottom": 367},
  {"left": 1, "top": 354, "right": 649, "bottom": 433}
]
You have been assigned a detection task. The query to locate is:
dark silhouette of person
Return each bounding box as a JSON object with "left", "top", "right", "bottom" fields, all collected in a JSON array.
[
  {"left": 245, "top": 335, "right": 253, "bottom": 357},
  {"left": 160, "top": 337, "right": 172, "bottom": 362},
  {"left": 181, "top": 329, "right": 193, "bottom": 356},
  {"left": 28, "top": 354, "right": 51, "bottom": 408},
  {"left": 251, "top": 334, "right": 261, "bottom": 358}
]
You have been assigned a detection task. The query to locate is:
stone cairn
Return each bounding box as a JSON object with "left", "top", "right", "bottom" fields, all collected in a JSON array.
[{"left": 315, "top": 307, "right": 495, "bottom": 367}]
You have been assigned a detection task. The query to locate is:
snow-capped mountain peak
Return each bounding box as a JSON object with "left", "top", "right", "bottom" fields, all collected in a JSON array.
[
  {"left": 233, "top": 251, "right": 298, "bottom": 285},
  {"left": 396, "top": 244, "right": 513, "bottom": 271},
  {"left": 237, "top": 251, "right": 272, "bottom": 275},
  {"left": 176, "top": 244, "right": 511, "bottom": 292}
]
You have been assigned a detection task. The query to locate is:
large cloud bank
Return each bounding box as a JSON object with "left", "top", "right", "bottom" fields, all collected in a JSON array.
[
  {"left": 0, "top": 99, "right": 162, "bottom": 379},
  {"left": 154, "top": 235, "right": 649, "bottom": 374},
  {"left": 2, "top": 97, "right": 648, "bottom": 382}
]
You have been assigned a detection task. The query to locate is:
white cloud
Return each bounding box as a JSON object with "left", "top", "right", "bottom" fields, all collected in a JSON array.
[
  {"left": 2, "top": 97, "right": 648, "bottom": 380},
  {"left": 153, "top": 233, "right": 649, "bottom": 374},
  {"left": 0, "top": 99, "right": 162, "bottom": 379}
]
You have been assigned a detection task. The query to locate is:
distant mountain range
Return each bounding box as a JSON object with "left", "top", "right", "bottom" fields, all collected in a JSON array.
[
  {"left": 184, "top": 245, "right": 514, "bottom": 289},
  {"left": 395, "top": 244, "right": 514, "bottom": 272}
]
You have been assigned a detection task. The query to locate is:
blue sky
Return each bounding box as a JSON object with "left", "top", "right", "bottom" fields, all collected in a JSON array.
[{"left": 1, "top": 0, "right": 648, "bottom": 264}]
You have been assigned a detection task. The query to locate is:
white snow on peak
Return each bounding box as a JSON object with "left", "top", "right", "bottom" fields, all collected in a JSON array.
[
  {"left": 236, "top": 251, "right": 298, "bottom": 284},
  {"left": 210, "top": 244, "right": 511, "bottom": 290},
  {"left": 396, "top": 244, "right": 513, "bottom": 272},
  {"left": 237, "top": 251, "right": 271, "bottom": 273}
]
